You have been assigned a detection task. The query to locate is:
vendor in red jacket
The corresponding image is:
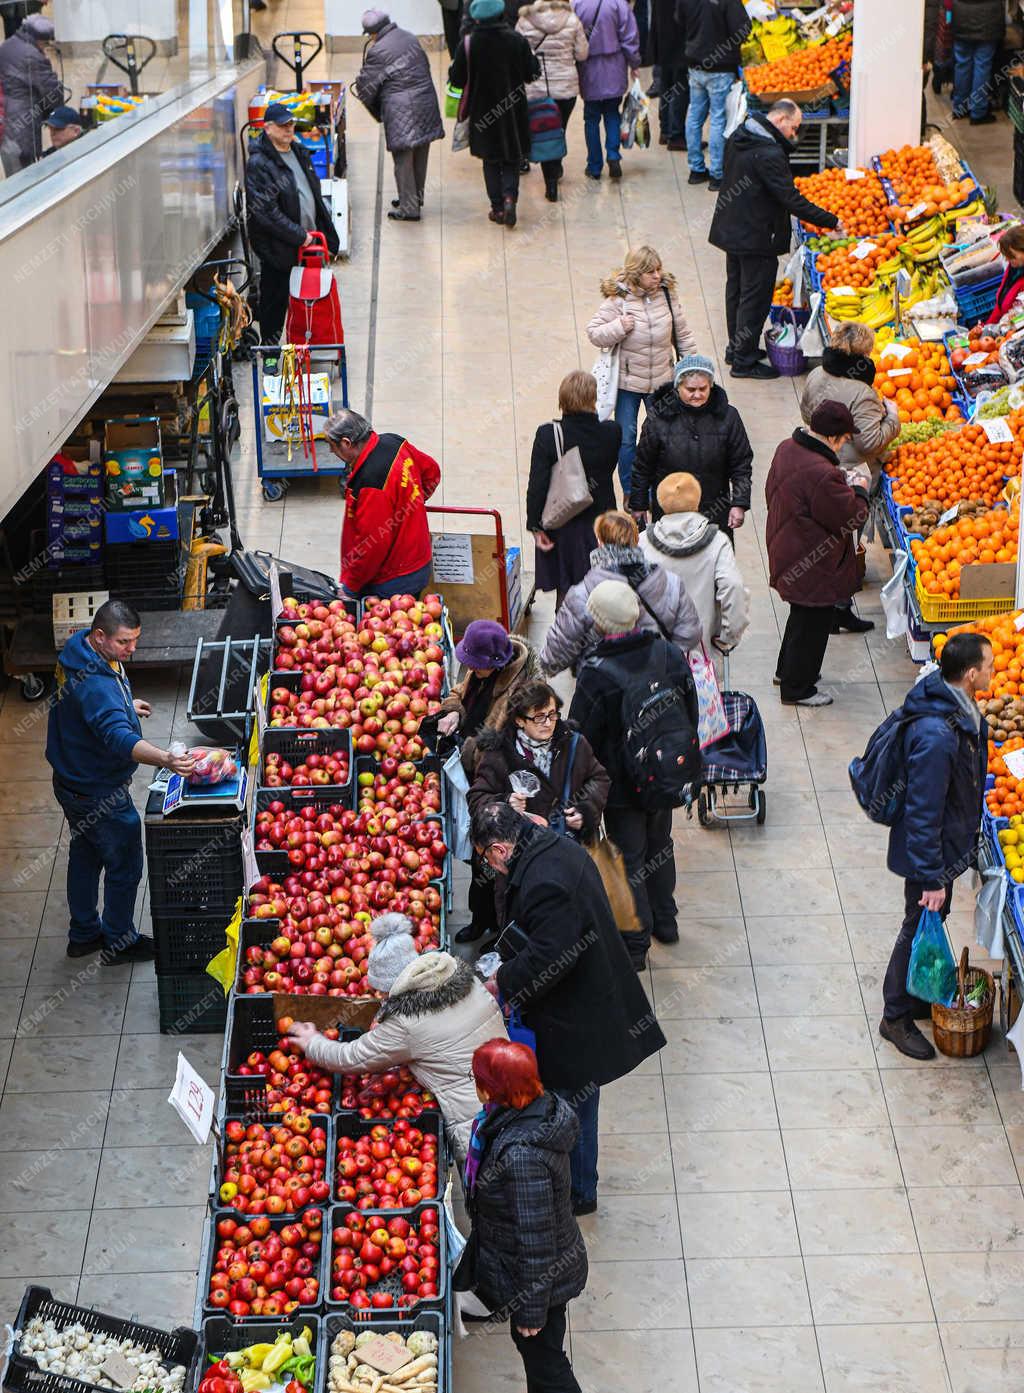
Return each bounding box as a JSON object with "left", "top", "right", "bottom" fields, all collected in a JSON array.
[
  {"left": 765, "top": 400, "right": 868, "bottom": 710},
  {"left": 326, "top": 409, "right": 441, "bottom": 598}
]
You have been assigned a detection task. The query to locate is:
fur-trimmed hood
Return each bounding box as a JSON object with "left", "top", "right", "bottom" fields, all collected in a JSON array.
[{"left": 377, "top": 955, "right": 476, "bottom": 1021}]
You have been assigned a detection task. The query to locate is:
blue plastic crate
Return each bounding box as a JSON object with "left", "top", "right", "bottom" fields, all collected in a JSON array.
[{"left": 954, "top": 273, "right": 1002, "bottom": 328}]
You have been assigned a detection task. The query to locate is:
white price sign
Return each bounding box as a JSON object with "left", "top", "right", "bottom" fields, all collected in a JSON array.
[
  {"left": 843, "top": 167, "right": 866, "bottom": 181},
  {"left": 850, "top": 241, "right": 877, "bottom": 260},
  {"left": 881, "top": 342, "right": 913, "bottom": 361},
  {"left": 981, "top": 417, "right": 1013, "bottom": 443},
  {"left": 168, "top": 1052, "right": 215, "bottom": 1144},
  {"left": 1015, "top": 610, "right": 1024, "bottom": 631},
  {"left": 905, "top": 202, "right": 928, "bottom": 222},
  {"left": 1002, "top": 746, "right": 1024, "bottom": 781},
  {"left": 939, "top": 504, "right": 960, "bottom": 525},
  {"left": 241, "top": 826, "right": 260, "bottom": 894}
]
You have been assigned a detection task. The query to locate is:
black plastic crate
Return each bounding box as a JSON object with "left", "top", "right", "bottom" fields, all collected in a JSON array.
[
  {"left": 6, "top": 1286, "right": 199, "bottom": 1393},
  {"left": 325, "top": 1202, "right": 445, "bottom": 1315},
  {"left": 333, "top": 1111, "right": 446, "bottom": 1205},
  {"left": 222, "top": 993, "right": 358, "bottom": 1114},
  {"left": 200, "top": 1313, "right": 322, "bottom": 1364},
  {"left": 152, "top": 909, "right": 235, "bottom": 976},
  {"left": 251, "top": 791, "right": 354, "bottom": 876},
  {"left": 256, "top": 725, "right": 353, "bottom": 806},
  {"left": 200, "top": 1208, "right": 329, "bottom": 1318},
  {"left": 157, "top": 971, "right": 228, "bottom": 1034},
  {"left": 145, "top": 810, "right": 244, "bottom": 914},
  {"left": 353, "top": 754, "right": 446, "bottom": 818},
  {"left": 319, "top": 1310, "right": 446, "bottom": 1381},
  {"left": 216, "top": 1111, "right": 334, "bottom": 1209}
]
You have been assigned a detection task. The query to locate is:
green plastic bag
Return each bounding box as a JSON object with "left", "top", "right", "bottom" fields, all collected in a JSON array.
[
  {"left": 906, "top": 908, "right": 957, "bottom": 1006},
  {"left": 444, "top": 82, "right": 462, "bottom": 119}
]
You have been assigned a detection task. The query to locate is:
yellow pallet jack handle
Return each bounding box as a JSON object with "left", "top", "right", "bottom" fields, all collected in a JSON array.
[{"left": 184, "top": 534, "right": 227, "bottom": 611}]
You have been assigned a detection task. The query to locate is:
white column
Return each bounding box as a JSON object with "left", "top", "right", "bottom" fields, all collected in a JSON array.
[
  {"left": 324, "top": 0, "right": 441, "bottom": 39},
  {"left": 848, "top": 0, "right": 925, "bottom": 166},
  {"left": 53, "top": 0, "right": 178, "bottom": 47}
]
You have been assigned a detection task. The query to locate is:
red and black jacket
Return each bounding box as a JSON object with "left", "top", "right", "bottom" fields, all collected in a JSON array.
[{"left": 340, "top": 431, "right": 441, "bottom": 592}]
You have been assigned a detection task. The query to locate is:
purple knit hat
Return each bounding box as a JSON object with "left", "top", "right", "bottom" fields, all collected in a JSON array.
[{"left": 455, "top": 620, "right": 514, "bottom": 670}]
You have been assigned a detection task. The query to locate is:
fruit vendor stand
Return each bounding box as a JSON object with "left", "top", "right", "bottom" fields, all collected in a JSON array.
[{"left": 740, "top": 18, "right": 852, "bottom": 170}]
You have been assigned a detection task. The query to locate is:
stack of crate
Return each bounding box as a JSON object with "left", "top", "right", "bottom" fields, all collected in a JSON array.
[{"left": 144, "top": 787, "right": 243, "bottom": 1033}]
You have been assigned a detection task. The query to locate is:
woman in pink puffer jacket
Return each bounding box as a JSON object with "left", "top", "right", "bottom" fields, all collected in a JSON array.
[
  {"left": 586, "top": 245, "right": 697, "bottom": 496},
  {"left": 516, "top": 0, "right": 588, "bottom": 202}
]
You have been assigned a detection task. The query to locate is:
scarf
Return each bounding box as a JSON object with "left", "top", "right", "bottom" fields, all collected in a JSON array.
[
  {"left": 515, "top": 728, "right": 554, "bottom": 777},
  {"left": 822, "top": 346, "right": 876, "bottom": 386},
  {"left": 589, "top": 543, "right": 653, "bottom": 585},
  {"left": 463, "top": 1102, "right": 498, "bottom": 1195},
  {"left": 994, "top": 262, "right": 1024, "bottom": 321}
]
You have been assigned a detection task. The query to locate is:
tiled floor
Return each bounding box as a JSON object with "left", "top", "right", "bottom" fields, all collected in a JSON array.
[{"left": 7, "top": 23, "right": 1024, "bottom": 1392}]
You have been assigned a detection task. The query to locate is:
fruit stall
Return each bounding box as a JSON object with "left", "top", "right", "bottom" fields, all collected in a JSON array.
[
  {"left": 741, "top": 15, "right": 853, "bottom": 170},
  {"left": 1, "top": 586, "right": 458, "bottom": 1393}
]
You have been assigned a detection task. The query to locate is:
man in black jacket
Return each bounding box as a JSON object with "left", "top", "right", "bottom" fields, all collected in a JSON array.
[
  {"left": 245, "top": 103, "right": 341, "bottom": 345},
  {"left": 475, "top": 802, "right": 666, "bottom": 1214},
  {"left": 678, "top": 0, "right": 750, "bottom": 187},
  {"left": 648, "top": 0, "right": 689, "bottom": 149},
  {"left": 709, "top": 99, "right": 839, "bottom": 379}
]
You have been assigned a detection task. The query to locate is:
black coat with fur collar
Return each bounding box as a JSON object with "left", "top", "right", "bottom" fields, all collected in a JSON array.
[{"left": 468, "top": 718, "right": 610, "bottom": 840}]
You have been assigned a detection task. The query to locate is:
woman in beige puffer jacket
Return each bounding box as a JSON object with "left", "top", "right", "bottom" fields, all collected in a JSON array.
[
  {"left": 516, "top": 0, "right": 588, "bottom": 201},
  {"left": 586, "top": 244, "right": 697, "bottom": 495}
]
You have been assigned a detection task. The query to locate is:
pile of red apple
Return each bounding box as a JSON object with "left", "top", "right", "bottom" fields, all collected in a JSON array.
[
  {"left": 208, "top": 1208, "right": 322, "bottom": 1316},
  {"left": 335, "top": 1120, "right": 439, "bottom": 1208},
  {"left": 218, "top": 1114, "right": 331, "bottom": 1214},
  {"left": 339, "top": 1066, "right": 437, "bottom": 1120},
  {"left": 262, "top": 749, "right": 350, "bottom": 789},
  {"left": 254, "top": 805, "right": 446, "bottom": 891},
  {"left": 269, "top": 594, "right": 446, "bottom": 758},
  {"left": 230, "top": 1025, "right": 338, "bottom": 1111},
  {"left": 329, "top": 1208, "right": 441, "bottom": 1309},
  {"left": 355, "top": 766, "right": 442, "bottom": 819}
]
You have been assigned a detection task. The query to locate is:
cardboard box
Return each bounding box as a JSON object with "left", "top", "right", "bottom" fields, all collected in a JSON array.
[
  {"left": 47, "top": 513, "right": 103, "bottom": 544},
  {"left": 104, "top": 416, "right": 165, "bottom": 510},
  {"left": 959, "top": 561, "right": 1017, "bottom": 600},
  {"left": 47, "top": 541, "right": 103, "bottom": 567},
  {"left": 103, "top": 470, "right": 179, "bottom": 543},
  {"left": 53, "top": 590, "right": 110, "bottom": 646},
  {"left": 261, "top": 372, "right": 332, "bottom": 444}
]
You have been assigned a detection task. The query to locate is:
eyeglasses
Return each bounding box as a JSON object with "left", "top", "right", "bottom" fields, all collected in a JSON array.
[{"left": 524, "top": 709, "right": 557, "bottom": 725}]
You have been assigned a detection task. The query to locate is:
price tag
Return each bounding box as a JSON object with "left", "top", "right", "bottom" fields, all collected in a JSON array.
[
  {"left": 905, "top": 202, "right": 929, "bottom": 222},
  {"left": 99, "top": 1354, "right": 140, "bottom": 1389},
  {"left": 850, "top": 241, "right": 877, "bottom": 260},
  {"left": 353, "top": 1339, "right": 414, "bottom": 1375},
  {"left": 830, "top": 285, "right": 858, "bottom": 297},
  {"left": 167, "top": 1052, "right": 215, "bottom": 1145},
  {"left": 881, "top": 342, "right": 913, "bottom": 361},
  {"left": 241, "top": 826, "right": 260, "bottom": 894},
  {"left": 887, "top": 367, "right": 914, "bottom": 378},
  {"left": 760, "top": 33, "right": 791, "bottom": 61},
  {"left": 965, "top": 351, "right": 991, "bottom": 367},
  {"left": 982, "top": 417, "right": 1014, "bottom": 443},
  {"left": 844, "top": 167, "right": 866, "bottom": 180},
  {"left": 1003, "top": 746, "right": 1024, "bottom": 781},
  {"left": 826, "top": 12, "right": 846, "bottom": 34},
  {"left": 939, "top": 504, "right": 960, "bottom": 525}
]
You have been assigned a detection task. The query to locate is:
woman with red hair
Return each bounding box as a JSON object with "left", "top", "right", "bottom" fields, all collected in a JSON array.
[{"left": 456, "top": 1038, "right": 588, "bottom": 1391}]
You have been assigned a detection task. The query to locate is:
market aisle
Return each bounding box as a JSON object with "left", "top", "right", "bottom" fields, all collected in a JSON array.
[{"left": 0, "top": 41, "right": 1022, "bottom": 1393}]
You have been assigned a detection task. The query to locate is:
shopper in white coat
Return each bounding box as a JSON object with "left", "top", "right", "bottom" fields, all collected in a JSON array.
[
  {"left": 286, "top": 916, "right": 506, "bottom": 1166},
  {"left": 639, "top": 472, "right": 749, "bottom": 652}
]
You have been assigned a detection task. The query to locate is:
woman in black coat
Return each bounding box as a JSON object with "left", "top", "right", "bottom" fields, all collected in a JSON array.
[
  {"left": 526, "top": 370, "right": 621, "bottom": 603},
  {"left": 629, "top": 354, "right": 753, "bottom": 539},
  {"left": 449, "top": 0, "right": 540, "bottom": 226},
  {"left": 460, "top": 1039, "right": 588, "bottom": 1390}
]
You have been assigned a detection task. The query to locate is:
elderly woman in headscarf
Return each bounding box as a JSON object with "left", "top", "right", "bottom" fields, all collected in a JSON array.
[{"left": 287, "top": 914, "right": 507, "bottom": 1166}]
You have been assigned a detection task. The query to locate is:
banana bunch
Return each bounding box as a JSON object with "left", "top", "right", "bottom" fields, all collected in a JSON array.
[
  {"left": 944, "top": 196, "right": 986, "bottom": 225},
  {"left": 899, "top": 215, "right": 950, "bottom": 263}
]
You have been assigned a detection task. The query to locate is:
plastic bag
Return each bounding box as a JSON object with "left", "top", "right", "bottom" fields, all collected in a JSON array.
[
  {"left": 798, "top": 292, "right": 825, "bottom": 357},
  {"left": 509, "top": 769, "right": 541, "bottom": 798},
  {"left": 442, "top": 747, "right": 472, "bottom": 861},
  {"left": 724, "top": 78, "right": 747, "bottom": 138},
  {"left": 906, "top": 907, "right": 957, "bottom": 1005},
  {"left": 781, "top": 245, "right": 804, "bottom": 305},
  {"left": 974, "top": 865, "right": 1006, "bottom": 962},
  {"left": 187, "top": 748, "right": 238, "bottom": 786},
  {"left": 620, "top": 79, "right": 649, "bottom": 150},
  {"left": 880, "top": 550, "right": 909, "bottom": 640},
  {"left": 592, "top": 344, "right": 620, "bottom": 422}
]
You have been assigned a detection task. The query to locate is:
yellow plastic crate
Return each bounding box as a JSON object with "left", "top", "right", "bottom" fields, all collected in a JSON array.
[{"left": 914, "top": 572, "right": 1017, "bottom": 624}]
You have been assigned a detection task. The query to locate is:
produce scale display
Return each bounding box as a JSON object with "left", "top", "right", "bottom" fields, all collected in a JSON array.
[{"left": 2, "top": 587, "right": 459, "bottom": 1393}]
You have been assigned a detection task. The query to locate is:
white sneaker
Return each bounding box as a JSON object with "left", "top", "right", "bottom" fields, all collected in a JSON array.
[{"left": 791, "top": 691, "right": 833, "bottom": 707}]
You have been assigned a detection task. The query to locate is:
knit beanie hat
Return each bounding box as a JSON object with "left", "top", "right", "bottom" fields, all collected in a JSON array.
[
  {"left": 22, "top": 15, "right": 54, "bottom": 39},
  {"left": 389, "top": 951, "right": 459, "bottom": 998},
  {"left": 469, "top": 0, "right": 505, "bottom": 18},
  {"left": 656, "top": 472, "right": 702, "bottom": 515},
  {"left": 587, "top": 579, "right": 640, "bottom": 634},
  {"left": 674, "top": 353, "right": 716, "bottom": 386},
  {"left": 809, "top": 400, "right": 856, "bottom": 437},
  {"left": 455, "top": 619, "right": 514, "bottom": 671},
  {"left": 366, "top": 913, "right": 419, "bottom": 992},
  {"left": 361, "top": 8, "right": 390, "bottom": 31}
]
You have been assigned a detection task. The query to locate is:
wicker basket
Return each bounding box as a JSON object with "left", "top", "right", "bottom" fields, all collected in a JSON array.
[
  {"left": 765, "top": 308, "right": 807, "bottom": 377},
  {"left": 931, "top": 945, "right": 994, "bottom": 1058}
]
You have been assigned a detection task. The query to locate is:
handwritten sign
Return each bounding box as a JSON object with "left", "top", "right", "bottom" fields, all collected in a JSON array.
[
  {"left": 1003, "top": 746, "right": 1024, "bottom": 781},
  {"left": 981, "top": 417, "right": 1014, "bottom": 443},
  {"left": 850, "top": 241, "right": 877, "bottom": 260},
  {"left": 843, "top": 167, "right": 866, "bottom": 180},
  {"left": 939, "top": 504, "right": 960, "bottom": 525},
  {"left": 905, "top": 202, "right": 928, "bottom": 223},
  {"left": 168, "top": 1052, "right": 215, "bottom": 1144},
  {"left": 431, "top": 533, "right": 475, "bottom": 586}
]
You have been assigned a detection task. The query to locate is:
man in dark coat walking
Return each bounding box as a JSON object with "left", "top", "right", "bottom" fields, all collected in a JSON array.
[
  {"left": 0, "top": 14, "right": 62, "bottom": 170},
  {"left": 879, "top": 632, "right": 991, "bottom": 1060},
  {"left": 449, "top": 0, "right": 540, "bottom": 226},
  {"left": 475, "top": 802, "right": 666, "bottom": 1213},
  {"left": 709, "top": 99, "right": 839, "bottom": 378},
  {"left": 244, "top": 104, "right": 341, "bottom": 345},
  {"left": 355, "top": 11, "right": 445, "bottom": 221},
  {"left": 648, "top": 0, "right": 688, "bottom": 149},
  {"left": 764, "top": 401, "right": 867, "bottom": 708}
]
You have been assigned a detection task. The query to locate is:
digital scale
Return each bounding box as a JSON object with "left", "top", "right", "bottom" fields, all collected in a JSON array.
[{"left": 158, "top": 748, "right": 250, "bottom": 815}]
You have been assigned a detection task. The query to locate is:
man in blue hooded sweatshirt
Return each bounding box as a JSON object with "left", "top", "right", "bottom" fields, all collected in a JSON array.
[{"left": 46, "top": 599, "right": 195, "bottom": 963}]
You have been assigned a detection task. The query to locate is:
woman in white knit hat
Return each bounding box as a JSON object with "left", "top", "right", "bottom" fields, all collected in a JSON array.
[{"left": 287, "top": 914, "right": 506, "bottom": 1166}]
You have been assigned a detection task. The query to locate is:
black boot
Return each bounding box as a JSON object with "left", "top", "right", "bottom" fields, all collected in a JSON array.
[
  {"left": 544, "top": 180, "right": 558, "bottom": 202},
  {"left": 831, "top": 605, "right": 875, "bottom": 634},
  {"left": 502, "top": 195, "right": 517, "bottom": 228}
]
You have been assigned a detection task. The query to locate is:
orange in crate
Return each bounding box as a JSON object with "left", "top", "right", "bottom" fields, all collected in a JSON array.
[
  {"left": 878, "top": 144, "right": 974, "bottom": 216},
  {"left": 745, "top": 35, "right": 852, "bottom": 97},
  {"left": 911, "top": 502, "right": 1019, "bottom": 598},
  {"left": 795, "top": 167, "right": 892, "bottom": 238},
  {"left": 873, "top": 341, "right": 962, "bottom": 426},
  {"left": 888, "top": 424, "right": 1020, "bottom": 508}
]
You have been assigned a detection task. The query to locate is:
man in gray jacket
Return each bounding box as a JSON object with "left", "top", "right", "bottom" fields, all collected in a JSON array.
[
  {"left": 0, "top": 14, "right": 62, "bottom": 170},
  {"left": 355, "top": 10, "right": 445, "bottom": 221}
]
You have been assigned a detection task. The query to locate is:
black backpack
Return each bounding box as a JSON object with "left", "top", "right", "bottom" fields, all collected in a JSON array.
[
  {"left": 586, "top": 640, "right": 700, "bottom": 809},
  {"left": 848, "top": 705, "right": 916, "bottom": 825}
]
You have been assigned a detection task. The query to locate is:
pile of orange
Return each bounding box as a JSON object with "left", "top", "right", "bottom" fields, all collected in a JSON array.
[
  {"left": 888, "top": 423, "right": 1021, "bottom": 507},
  {"left": 877, "top": 144, "right": 974, "bottom": 217},
  {"left": 984, "top": 736, "right": 1024, "bottom": 818},
  {"left": 794, "top": 166, "right": 892, "bottom": 237},
  {"left": 745, "top": 35, "right": 852, "bottom": 96},
  {"left": 815, "top": 234, "right": 905, "bottom": 290},
  {"left": 772, "top": 278, "right": 794, "bottom": 306},
  {"left": 911, "top": 502, "right": 1019, "bottom": 598},
  {"left": 873, "top": 342, "right": 962, "bottom": 424}
]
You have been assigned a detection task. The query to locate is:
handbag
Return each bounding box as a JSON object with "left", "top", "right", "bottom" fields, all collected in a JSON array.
[
  {"left": 586, "top": 837, "right": 641, "bottom": 934},
  {"left": 527, "top": 38, "right": 567, "bottom": 163},
  {"left": 547, "top": 731, "right": 580, "bottom": 835},
  {"left": 686, "top": 643, "right": 731, "bottom": 749},
  {"left": 444, "top": 81, "right": 462, "bottom": 119},
  {"left": 541, "top": 421, "right": 593, "bottom": 531},
  {"left": 592, "top": 344, "right": 620, "bottom": 422}
]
